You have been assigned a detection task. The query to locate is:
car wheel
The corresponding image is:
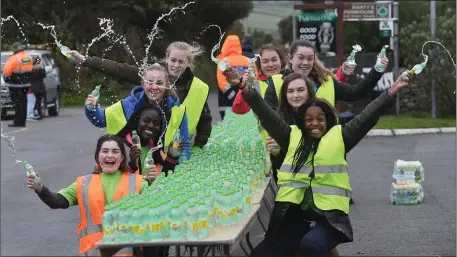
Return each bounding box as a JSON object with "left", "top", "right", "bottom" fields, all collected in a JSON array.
[{"left": 48, "top": 91, "right": 60, "bottom": 116}]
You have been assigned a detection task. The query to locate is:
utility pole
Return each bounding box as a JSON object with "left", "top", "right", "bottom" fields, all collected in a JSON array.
[
  {"left": 430, "top": 0, "right": 437, "bottom": 118},
  {"left": 393, "top": 1, "right": 400, "bottom": 115}
]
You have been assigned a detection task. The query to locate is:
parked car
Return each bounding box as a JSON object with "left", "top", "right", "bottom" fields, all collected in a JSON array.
[{"left": 1, "top": 50, "right": 61, "bottom": 119}]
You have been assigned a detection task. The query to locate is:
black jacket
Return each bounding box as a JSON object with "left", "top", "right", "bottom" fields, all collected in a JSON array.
[{"left": 242, "top": 86, "right": 396, "bottom": 244}]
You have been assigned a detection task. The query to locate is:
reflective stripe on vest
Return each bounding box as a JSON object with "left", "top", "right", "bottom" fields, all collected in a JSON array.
[
  {"left": 164, "top": 105, "right": 186, "bottom": 152},
  {"left": 316, "top": 75, "right": 335, "bottom": 107},
  {"left": 105, "top": 101, "right": 127, "bottom": 135},
  {"left": 276, "top": 125, "right": 351, "bottom": 214},
  {"left": 76, "top": 173, "right": 141, "bottom": 255},
  {"left": 182, "top": 77, "right": 209, "bottom": 146}
]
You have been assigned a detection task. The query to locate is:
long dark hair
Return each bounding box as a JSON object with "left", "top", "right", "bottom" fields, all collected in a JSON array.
[
  {"left": 94, "top": 134, "right": 129, "bottom": 172},
  {"left": 291, "top": 99, "right": 338, "bottom": 174},
  {"left": 276, "top": 73, "right": 316, "bottom": 125}
]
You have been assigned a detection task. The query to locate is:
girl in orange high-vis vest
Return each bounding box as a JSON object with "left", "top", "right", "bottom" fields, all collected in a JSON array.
[{"left": 26, "top": 134, "right": 148, "bottom": 257}]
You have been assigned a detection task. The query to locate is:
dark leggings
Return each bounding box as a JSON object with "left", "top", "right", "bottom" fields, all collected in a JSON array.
[{"left": 300, "top": 220, "right": 338, "bottom": 257}]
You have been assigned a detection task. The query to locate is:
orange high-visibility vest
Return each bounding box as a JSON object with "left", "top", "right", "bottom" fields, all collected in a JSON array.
[{"left": 75, "top": 172, "right": 143, "bottom": 256}]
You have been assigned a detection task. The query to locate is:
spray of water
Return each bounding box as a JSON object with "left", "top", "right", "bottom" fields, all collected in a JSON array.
[
  {"left": 0, "top": 122, "right": 17, "bottom": 159},
  {"left": 208, "top": 25, "right": 226, "bottom": 64},
  {"left": 421, "top": 41, "right": 456, "bottom": 76},
  {"left": 140, "top": 1, "right": 195, "bottom": 73},
  {"left": 1, "top": 15, "right": 28, "bottom": 44},
  {"left": 84, "top": 18, "right": 116, "bottom": 58}
]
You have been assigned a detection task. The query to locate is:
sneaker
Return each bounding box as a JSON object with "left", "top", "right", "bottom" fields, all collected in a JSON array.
[{"left": 27, "top": 116, "right": 37, "bottom": 121}]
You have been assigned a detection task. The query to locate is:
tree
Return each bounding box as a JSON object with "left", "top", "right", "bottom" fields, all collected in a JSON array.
[
  {"left": 1, "top": 0, "right": 253, "bottom": 91},
  {"left": 399, "top": 7, "right": 456, "bottom": 116}
]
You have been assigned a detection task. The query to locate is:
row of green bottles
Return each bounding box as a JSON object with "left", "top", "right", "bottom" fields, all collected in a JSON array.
[{"left": 101, "top": 109, "right": 269, "bottom": 243}]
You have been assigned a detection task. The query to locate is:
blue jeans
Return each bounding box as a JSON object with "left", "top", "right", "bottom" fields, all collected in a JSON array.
[{"left": 299, "top": 220, "right": 334, "bottom": 257}]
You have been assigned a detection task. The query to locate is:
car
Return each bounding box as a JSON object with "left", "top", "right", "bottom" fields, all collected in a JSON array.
[{"left": 1, "top": 50, "right": 61, "bottom": 119}]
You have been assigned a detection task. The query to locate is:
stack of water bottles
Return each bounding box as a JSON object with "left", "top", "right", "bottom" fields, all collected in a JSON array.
[
  {"left": 390, "top": 159, "right": 425, "bottom": 205},
  {"left": 102, "top": 110, "right": 270, "bottom": 243}
]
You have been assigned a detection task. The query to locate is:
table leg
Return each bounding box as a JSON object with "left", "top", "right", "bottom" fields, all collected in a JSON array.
[
  {"left": 222, "top": 245, "right": 231, "bottom": 257},
  {"left": 175, "top": 245, "right": 181, "bottom": 257},
  {"left": 211, "top": 246, "right": 216, "bottom": 257},
  {"left": 256, "top": 212, "right": 267, "bottom": 233},
  {"left": 245, "top": 232, "right": 254, "bottom": 252},
  {"left": 239, "top": 242, "right": 250, "bottom": 257},
  {"left": 262, "top": 196, "right": 273, "bottom": 214},
  {"left": 197, "top": 246, "right": 205, "bottom": 257}
]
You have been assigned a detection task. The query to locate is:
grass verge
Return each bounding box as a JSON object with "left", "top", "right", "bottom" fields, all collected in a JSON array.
[{"left": 374, "top": 115, "right": 456, "bottom": 129}]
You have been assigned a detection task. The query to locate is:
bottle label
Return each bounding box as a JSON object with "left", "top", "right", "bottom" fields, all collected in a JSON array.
[
  {"left": 199, "top": 220, "right": 208, "bottom": 229},
  {"left": 103, "top": 227, "right": 113, "bottom": 235},
  {"left": 220, "top": 211, "right": 229, "bottom": 219},
  {"left": 244, "top": 197, "right": 251, "bottom": 204},
  {"left": 190, "top": 222, "right": 199, "bottom": 231},
  {"left": 118, "top": 224, "right": 131, "bottom": 233},
  {"left": 229, "top": 208, "right": 237, "bottom": 217},
  {"left": 236, "top": 206, "right": 243, "bottom": 214},
  {"left": 170, "top": 222, "right": 181, "bottom": 231},
  {"left": 149, "top": 223, "right": 162, "bottom": 232},
  {"left": 133, "top": 225, "right": 142, "bottom": 233},
  {"left": 181, "top": 221, "right": 187, "bottom": 228}
]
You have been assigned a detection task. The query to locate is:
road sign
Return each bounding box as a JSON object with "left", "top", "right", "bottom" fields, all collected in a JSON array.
[
  {"left": 343, "top": 2, "right": 392, "bottom": 21},
  {"left": 379, "top": 20, "right": 393, "bottom": 37}
]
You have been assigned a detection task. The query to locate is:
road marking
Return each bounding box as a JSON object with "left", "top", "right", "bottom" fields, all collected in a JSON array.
[{"left": 10, "top": 128, "right": 28, "bottom": 133}]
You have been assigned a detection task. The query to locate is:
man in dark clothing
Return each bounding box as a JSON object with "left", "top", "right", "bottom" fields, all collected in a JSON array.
[
  {"left": 30, "top": 56, "right": 46, "bottom": 120},
  {"left": 241, "top": 38, "right": 256, "bottom": 59},
  {"left": 2, "top": 42, "right": 33, "bottom": 127}
]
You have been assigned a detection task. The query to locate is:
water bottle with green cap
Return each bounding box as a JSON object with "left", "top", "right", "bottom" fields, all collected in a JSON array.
[
  {"left": 343, "top": 44, "right": 362, "bottom": 75},
  {"left": 375, "top": 45, "right": 389, "bottom": 72},
  {"left": 408, "top": 53, "right": 429, "bottom": 76},
  {"left": 186, "top": 203, "right": 199, "bottom": 239},
  {"left": 86, "top": 85, "right": 102, "bottom": 111},
  {"left": 169, "top": 202, "right": 185, "bottom": 239}
]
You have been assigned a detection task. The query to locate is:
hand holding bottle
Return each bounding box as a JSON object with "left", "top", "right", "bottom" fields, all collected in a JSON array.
[
  {"left": 145, "top": 166, "right": 158, "bottom": 183},
  {"left": 389, "top": 71, "right": 413, "bottom": 97},
  {"left": 267, "top": 137, "right": 280, "bottom": 156},
  {"left": 376, "top": 56, "right": 389, "bottom": 73},
  {"left": 26, "top": 172, "right": 43, "bottom": 192},
  {"left": 222, "top": 67, "right": 241, "bottom": 85},
  {"left": 129, "top": 145, "right": 142, "bottom": 171},
  {"left": 67, "top": 50, "right": 86, "bottom": 65},
  {"left": 342, "top": 62, "right": 356, "bottom": 76}
]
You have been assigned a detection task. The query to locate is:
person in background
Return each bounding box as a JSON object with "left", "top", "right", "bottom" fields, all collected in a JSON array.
[
  {"left": 26, "top": 134, "right": 147, "bottom": 256},
  {"left": 26, "top": 86, "right": 36, "bottom": 120},
  {"left": 30, "top": 56, "right": 46, "bottom": 120},
  {"left": 215, "top": 35, "right": 252, "bottom": 120},
  {"left": 2, "top": 42, "right": 33, "bottom": 127},
  {"left": 241, "top": 36, "right": 256, "bottom": 59},
  {"left": 70, "top": 41, "right": 212, "bottom": 148}
]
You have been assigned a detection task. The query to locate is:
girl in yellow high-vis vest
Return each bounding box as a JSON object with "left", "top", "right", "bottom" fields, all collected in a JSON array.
[
  {"left": 229, "top": 69, "right": 413, "bottom": 256},
  {"left": 72, "top": 41, "right": 212, "bottom": 149},
  {"left": 26, "top": 134, "right": 148, "bottom": 256}
]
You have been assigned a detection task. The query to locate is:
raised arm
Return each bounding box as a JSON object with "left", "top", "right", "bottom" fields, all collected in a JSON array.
[
  {"left": 69, "top": 51, "right": 141, "bottom": 85},
  {"left": 334, "top": 57, "right": 388, "bottom": 102},
  {"left": 342, "top": 71, "right": 413, "bottom": 153}
]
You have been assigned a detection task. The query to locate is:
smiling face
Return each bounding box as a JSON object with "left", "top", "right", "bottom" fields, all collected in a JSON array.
[
  {"left": 137, "top": 108, "right": 161, "bottom": 141},
  {"left": 165, "top": 47, "right": 189, "bottom": 77},
  {"left": 286, "top": 78, "right": 310, "bottom": 109},
  {"left": 142, "top": 70, "right": 167, "bottom": 102},
  {"left": 290, "top": 46, "right": 315, "bottom": 76},
  {"left": 98, "top": 141, "right": 124, "bottom": 174},
  {"left": 260, "top": 49, "right": 282, "bottom": 77},
  {"left": 304, "top": 106, "right": 327, "bottom": 139}
]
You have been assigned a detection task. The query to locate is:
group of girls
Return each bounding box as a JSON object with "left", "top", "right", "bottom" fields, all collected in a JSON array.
[{"left": 25, "top": 37, "right": 413, "bottom": 257}]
